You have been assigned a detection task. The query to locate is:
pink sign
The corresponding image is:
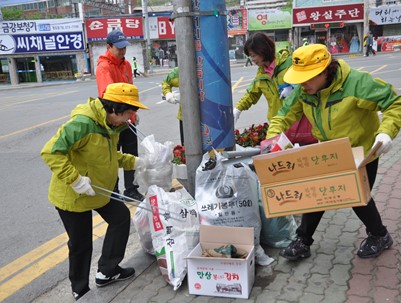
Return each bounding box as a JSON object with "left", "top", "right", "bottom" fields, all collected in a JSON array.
[{"left": 293, "top": 3, "right": 364, "bottom": 25}]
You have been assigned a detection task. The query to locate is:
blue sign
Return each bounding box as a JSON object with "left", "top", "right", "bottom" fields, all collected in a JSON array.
[{"left": 0, "top": 32, "right": 84, "bottom": 54}]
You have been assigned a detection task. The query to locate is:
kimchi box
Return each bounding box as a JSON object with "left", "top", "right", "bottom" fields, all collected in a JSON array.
[
  {"left": 252, "top": 137, "right": 375, "bottom": 218},
  {"left": 186, "top": 225, "right": 255, "bottom": 299}
]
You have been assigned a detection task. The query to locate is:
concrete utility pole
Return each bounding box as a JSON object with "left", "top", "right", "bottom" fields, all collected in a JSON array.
[
  {"left": 142, "top": 0, "right": 151, "bottom": 74},
  {"left": 173, "top": 0, "right": 203, "bottom": 197}
]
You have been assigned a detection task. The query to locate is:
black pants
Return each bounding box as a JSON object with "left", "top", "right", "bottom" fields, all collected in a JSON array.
[
  {"left": 133, "top": 69, "right": 140, "bottom": 78},
  {"left": 179, "top": 120, "right": 184, "bottom": 146},
  {"left": 57, "top": 200, "right": 131, "bottom": 294},
  {"left": 296, "top": 158, "right": 387, "bottom": 245},
  {"left": 366, "top": 44, "right": 376, "bottom": 56},
  {"left": 118, "top": 126, "right": 139, "bottom": 191}
]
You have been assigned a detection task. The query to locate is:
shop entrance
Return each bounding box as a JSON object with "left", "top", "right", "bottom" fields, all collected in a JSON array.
[
  {"left": 16, "top": 57, "right": 37, "bottom": 83},
  {"left": 316, "top": 31, "right": 328, "bottom": 46},
  {"left": 39, "top": 55, "right": 77, "bottom": 81}
]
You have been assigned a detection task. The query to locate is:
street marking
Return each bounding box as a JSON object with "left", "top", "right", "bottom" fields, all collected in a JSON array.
[
  {"left": 370, "top": 65, "right": 387, "bottom": 74},
  {"left": 232, "top": 76, "right": 243, "bottom": 92},
  {"left": 0, "top": 206, "right": 137, "bottom": 301},
  {"left": 0, "top": 91, "right": 79, "bottom": 110},
  {"left": 0, "top": 116, "right": 69, "bottom": 140}
]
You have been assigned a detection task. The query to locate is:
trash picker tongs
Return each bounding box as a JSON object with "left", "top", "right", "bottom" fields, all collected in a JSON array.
[{"left": 92, "top": 185, "right": 183, "bottom": 222}]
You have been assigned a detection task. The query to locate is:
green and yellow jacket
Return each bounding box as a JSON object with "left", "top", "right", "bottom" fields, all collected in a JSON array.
[
  {"left": 267, "top": 59, "right": 401, "bottom": 157},
  {"left": 161, "top": 67, "right": 181, "bottom": 120},
  {"left": 235, "top": 49, "right": 292, "bottom": 122},
  {"left": 41, "top": 97, "right": 137, "bottom": 212}
]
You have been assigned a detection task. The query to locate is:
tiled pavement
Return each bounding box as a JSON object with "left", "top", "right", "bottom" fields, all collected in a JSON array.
[{"left": 66, "top": 134, "right": 401, "bottom": 303}]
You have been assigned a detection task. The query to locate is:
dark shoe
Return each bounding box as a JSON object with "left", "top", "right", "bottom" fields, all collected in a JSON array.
[
  {"left": 279, "top": 237, "right": 311, "bottom": 261},
  {"left": 72, "top": 287, "right": 90, "bottom": 301},
  {"left": 357, "top": 232, "right": 393, "bottom": 258},
  {"left": 95, "top": 267, "right": 135, "bottom": 287},
  {"left": 124, "top": 186, "right": 144, "bottom": 202}
]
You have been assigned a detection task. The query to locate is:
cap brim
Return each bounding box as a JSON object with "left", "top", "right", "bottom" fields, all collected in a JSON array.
[
  {"left": 113, "top": 40, "right": 130, "bottom": 49},
  {"left": 283, "top": 59, "right": 330, "bottom": 84}
]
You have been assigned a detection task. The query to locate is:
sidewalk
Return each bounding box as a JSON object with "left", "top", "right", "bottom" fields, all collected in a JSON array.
[{"left": 58, "top": 134, "right": 400, "bottom": 303}]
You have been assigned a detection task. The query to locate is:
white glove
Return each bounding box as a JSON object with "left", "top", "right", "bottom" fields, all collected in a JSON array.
[
  {"left": 165, "top": 92, "right": 178, "bottom": 104},
  {"left": 71, "top": 176, "right": 95, "bottom": 196},
  {"left": 233, "top": 108, "right": 241, "bottom": 125},
  {"left": 134, "top": 157, "right": 144, "bottom": 170},
  {"left": 373, "top": 133, "right": 392, "bottom": 156},
  {"left": 280, "top": 85, "right": 294, "bottom": 99}
]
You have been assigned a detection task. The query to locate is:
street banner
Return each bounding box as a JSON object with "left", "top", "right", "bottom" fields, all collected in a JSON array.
[{"left": 193, "top": 0, "right": 235, "bottom": 152}]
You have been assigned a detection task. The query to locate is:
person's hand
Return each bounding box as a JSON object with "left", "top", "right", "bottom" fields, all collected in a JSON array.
[
  {"left": 280, "top": 85, "right": 294, "bottom": 99},
  {"left": 233, "top": 108, "right": 241, "bottom": 125},
  {"left": 71, "top": 176, "right": 95, "bottom": 196},
  {"left": 165, "top": 92, "right": 178, "bottom": 104},
  {"left": 373, "top": 133, "right": 392, "bottom": 156},
  {"left": 134, "top": 157, "right": 144, "bottom": 170}
]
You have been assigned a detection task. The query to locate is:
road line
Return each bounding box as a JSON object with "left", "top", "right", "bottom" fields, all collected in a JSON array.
[
  {"left": 0, "top": 116, "right": 69, "bottom": 140},
  {"left": 0, "top": 91, "right": 79, "bottom": 110},
  {"left": 232, "top": 76, "right": 243, "bottom": 92},
  {"left": 0, "top": 206, "right": 137, "bottom": 301},
  {"left": 370, "top": 64, "right": 387, "bottom": 74}
]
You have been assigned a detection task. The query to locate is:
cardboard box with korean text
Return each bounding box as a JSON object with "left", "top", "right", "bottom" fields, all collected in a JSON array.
[
  {"left": 186, "top": 225, "right": 255, "bottom": 299},
  {"left": 252, "top": 138, "right": 374, "bottom": 218}
]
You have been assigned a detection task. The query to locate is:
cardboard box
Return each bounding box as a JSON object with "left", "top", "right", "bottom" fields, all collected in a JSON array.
[
  {"left": 252, "top": 138, "right": 373, "bottom": 218},
  {"left": 187, "top": 225, "right": 255, "bottom": 299}
]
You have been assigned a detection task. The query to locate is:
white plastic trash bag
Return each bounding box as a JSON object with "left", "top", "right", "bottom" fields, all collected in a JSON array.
[
  {"left": 146, "top": 185, "right": 200, "bottom": 290},
  {"left": 136, "top": 134, "right": 174, "bottom": 192},
  {"left": 195, "top": 151, "right": 274, "bottom": 266}
]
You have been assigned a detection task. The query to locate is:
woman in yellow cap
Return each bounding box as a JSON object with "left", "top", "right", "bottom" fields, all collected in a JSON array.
[
  {"left": 266, "top": 43, "right": 401, "bottom": 261},
  {"left": 41, "top": 83, "right": 149, "bottom": 300}
]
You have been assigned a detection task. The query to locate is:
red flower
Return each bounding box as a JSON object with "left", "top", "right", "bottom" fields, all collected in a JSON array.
[
  {"left": 172, "top": 145, "right": 186, "bottom": 164},
  {"left": 234, "top": 123, "right": 269, "bottom": 147}
]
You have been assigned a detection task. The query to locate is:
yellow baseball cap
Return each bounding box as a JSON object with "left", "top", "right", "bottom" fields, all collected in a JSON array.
[
  {"left": 103, "top": 83, "right": 149, "bottom": 110},
  {"left": 284, "top": 44, "right": 332, "bottom": 84}
]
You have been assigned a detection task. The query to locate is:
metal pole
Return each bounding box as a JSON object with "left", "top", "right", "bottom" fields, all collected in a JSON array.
[{"left": 173, "top": 0, "right": 203, "bottom": 197}]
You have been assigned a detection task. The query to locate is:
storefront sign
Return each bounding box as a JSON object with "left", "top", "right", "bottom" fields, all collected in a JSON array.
[
  {"left": 149, "top": 16, "right": 175, "bottom": 39},
  {"left": 293, "top": 3, "right": 364, "bottom": 25},
  {"left": 85, "top": 17, "right": 143, "bottom": 41},
  {"left": 227, "top": 8, "right": 248, "bottom": 35},
  {"left": 1, "top": 18, "right": 83, "bottom": 34},
  {"left": 248, "top": 8, "right": 292, "bottom": 30},
  {"left": 369, "top": 5, "right": 401, "bottom": 25},
  {"left": 377, "top": 35, "right": 401, "bottom": 52},
  {"left": 294, "top": 0, "right": 363, "bottom": 8},
  {"left": 0, "top": 32, "right": 84, "bottom": 54}
]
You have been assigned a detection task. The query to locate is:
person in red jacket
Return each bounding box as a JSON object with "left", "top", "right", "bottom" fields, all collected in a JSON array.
[{"left": 96, "top": 29, "right": 144, "bottom": 201}]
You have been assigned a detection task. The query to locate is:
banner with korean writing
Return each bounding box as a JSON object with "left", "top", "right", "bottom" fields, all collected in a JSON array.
[
  {"left": 293, "top": 3, "right": 364, "bottom": 25},
  {"left": 248, "top": 8, "right": 292, "bottom": 30},
  {"left": 0, "top": 32, "right": 84, "bottom": 54},
  {"left": 369, "top": 5, "right": 401, "bottom": 25},
  {"left": 0, "top": 18, "right": 83, "bottom": 35},
  {"left": 85, "top": 17, "right": 143, "bottom": 41}
]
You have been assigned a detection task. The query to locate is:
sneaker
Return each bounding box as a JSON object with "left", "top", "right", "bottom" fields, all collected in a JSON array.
[
  {"left": 279, "top": 237, "right": 311, "bottom": 261},
  {"left": 357, "top": 232, "right": 393, "bottom": 258},
  {"left": 72, "top": 287, "right": 90, "bottom": 301},
  {"left": 95, "top": 267, "right": 135, "bottom": 287},
  {"left": 124, "top": 186, "right": 144, "bottom": 202}
]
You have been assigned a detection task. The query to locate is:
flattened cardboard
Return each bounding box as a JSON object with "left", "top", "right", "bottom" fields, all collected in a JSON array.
[
  {"left": 186, "top": 225, "right": 255, "bottom": 299},
  {"left": 253, "top": 137, "right": 372, "bottom": 218}
]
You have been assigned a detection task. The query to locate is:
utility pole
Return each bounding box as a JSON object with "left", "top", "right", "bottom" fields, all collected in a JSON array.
[
  {"left": 173, "top": 0, "right": 203, "bottom": 197},
  {"left": 142, "top": 0, "right": 151, "bottom": 74}
]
